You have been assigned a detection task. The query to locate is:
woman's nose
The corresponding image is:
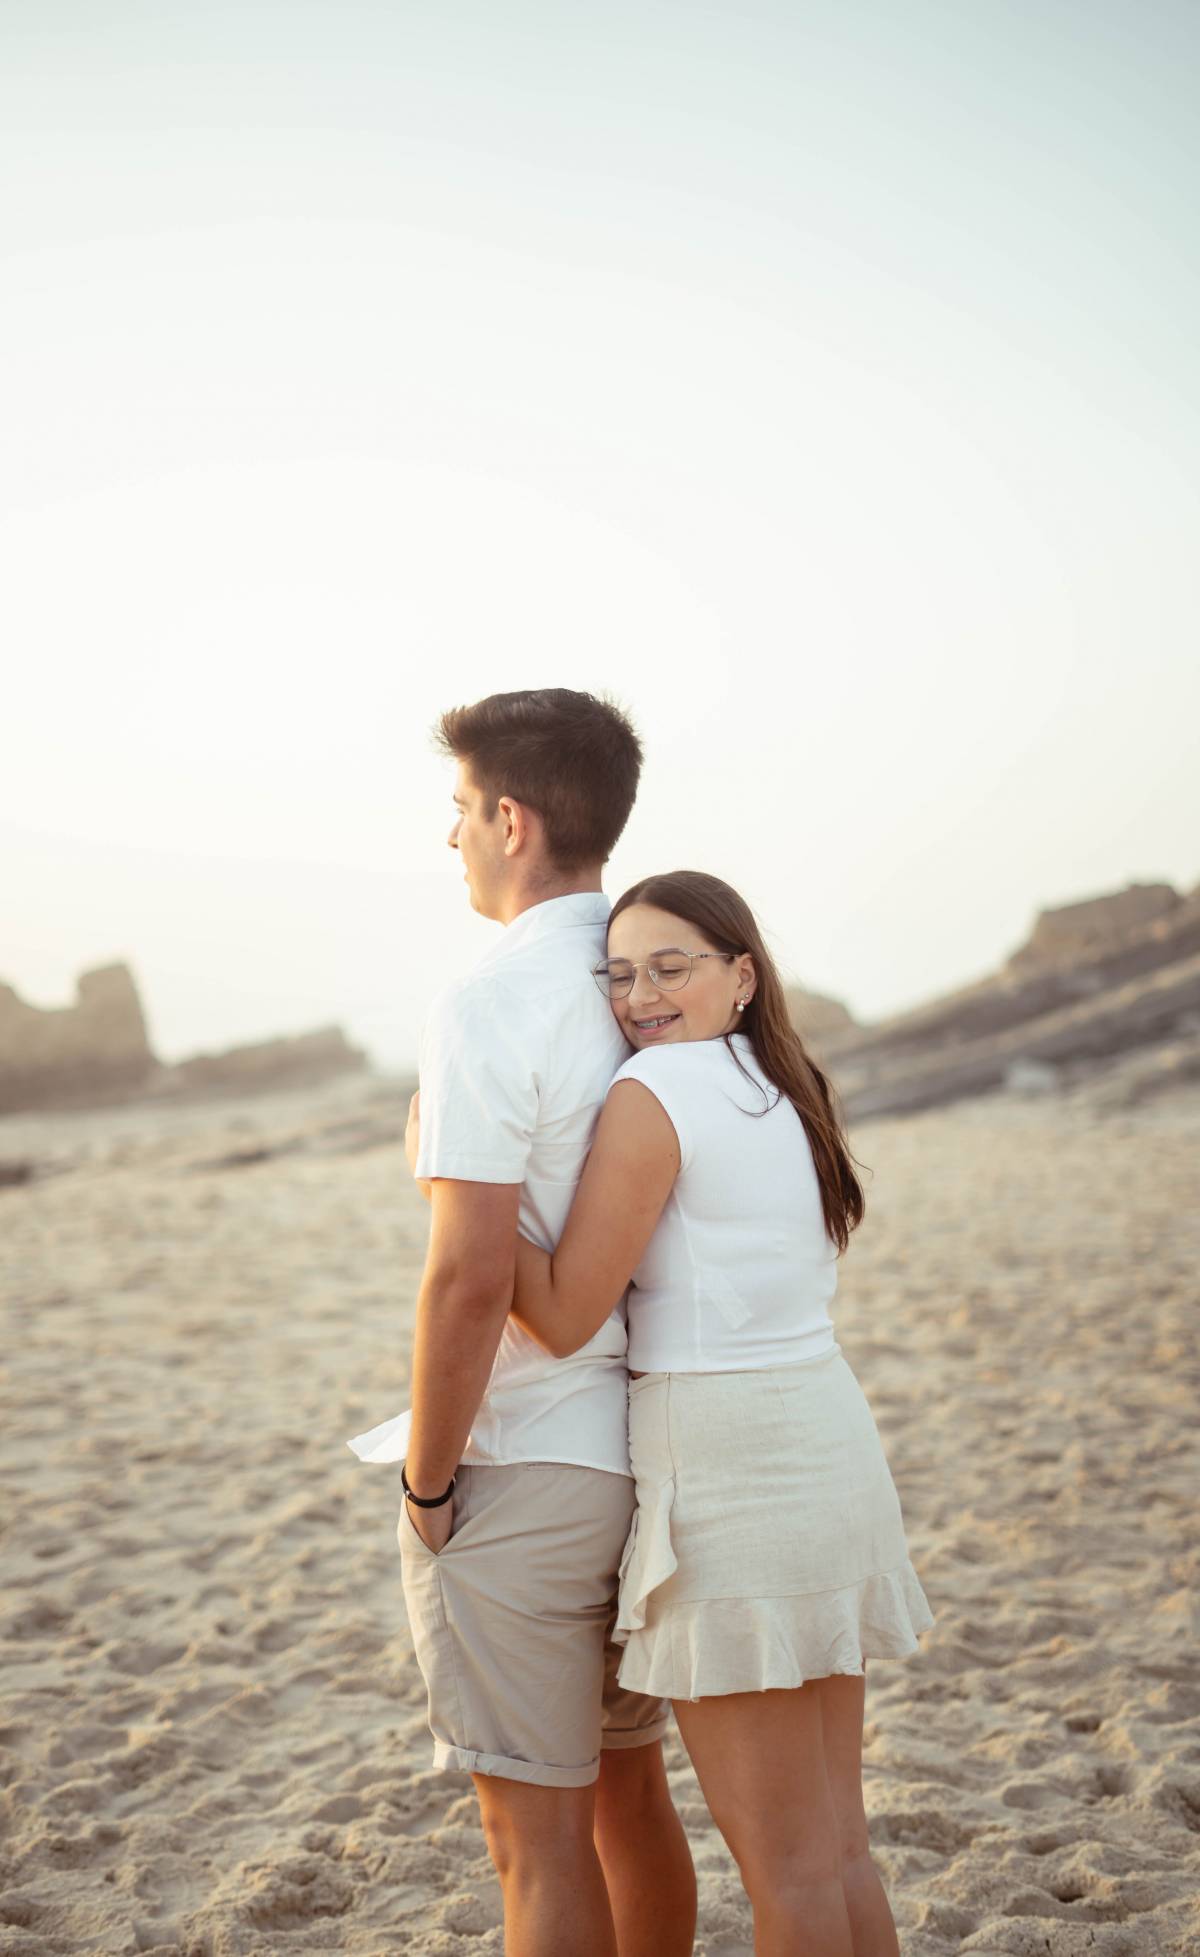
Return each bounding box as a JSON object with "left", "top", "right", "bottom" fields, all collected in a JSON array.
[{"left": 628, "top": 969, "right": 663, "bottom": 1007}]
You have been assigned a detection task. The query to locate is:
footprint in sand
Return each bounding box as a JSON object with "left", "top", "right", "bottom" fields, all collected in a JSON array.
[
  {"left": 436, "top": 1889, "right": 503, "bottom": 1935},
  {"left": 43, "top": 1774, "right": 117, "bottom": 1814},
  {"left": 309, "top": 1793, "right": 364, "bottom": 1824},
  {"left": 4, "top": 1598, "right": 73, "bottom": 1639},
  {"left": 232, "top": 1850, "right": 355, "bottom": 1928},
  {"left": 1000, "top": 1779, "right": 1059, "bottom": 1811},
  {"left": 874, "top": 1807, "right": 981, "bottom": 1853},
  {"left": 0, "top": 1894, "right": 47, "bottom": 1934},
  {"left": 105, "top": 1638, "right": 187, "bottom": 1677}
]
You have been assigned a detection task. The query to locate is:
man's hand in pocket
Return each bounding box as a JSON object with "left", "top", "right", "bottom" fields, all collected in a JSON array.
[{"left": 408, "top": 1492, "right": 454, "bottom": 1553}]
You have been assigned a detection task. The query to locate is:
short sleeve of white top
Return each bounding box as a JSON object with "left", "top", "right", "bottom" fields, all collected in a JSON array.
[
  {"left": 612, "top": 1033, "right": 838, "bottom": 1374},
  {"left": 413, "top": 979, "right": 541, "bottom": 1187},
  {"left": 347, "top": 892, "right": 633, "bottom": 1475}
]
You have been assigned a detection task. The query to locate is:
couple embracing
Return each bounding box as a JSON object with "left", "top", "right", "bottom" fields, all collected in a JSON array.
[{"left": 349, "top": 688, "right": 933, "bottom": 1957}]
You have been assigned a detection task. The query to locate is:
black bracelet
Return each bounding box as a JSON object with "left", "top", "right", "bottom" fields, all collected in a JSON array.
[{"left": 401, "top": 1466, "right": 457, "bottom": 1509}]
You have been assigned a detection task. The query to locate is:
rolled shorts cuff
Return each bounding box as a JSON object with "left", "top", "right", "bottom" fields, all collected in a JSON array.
[
  {"left": 432, "top": 1740, "right": 602, "bottom": 1788},
  {"left": 600, "top": 1715, "right": 671, "bottom": 1751}
]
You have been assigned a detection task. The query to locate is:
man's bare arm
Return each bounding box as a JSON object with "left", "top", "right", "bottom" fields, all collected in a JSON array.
[{"left": 404, "top": 1178, "right": 521, "bottom": 1514}]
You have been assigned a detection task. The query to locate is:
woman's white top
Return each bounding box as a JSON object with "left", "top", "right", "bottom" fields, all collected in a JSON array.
[{"left": 613, "top": 1033, "right": 838, "bottom": 1374}]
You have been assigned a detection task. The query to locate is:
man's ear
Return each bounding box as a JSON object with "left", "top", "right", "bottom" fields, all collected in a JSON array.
[{"left": 497, "top": 796, "right": 525, "bottom": 856}]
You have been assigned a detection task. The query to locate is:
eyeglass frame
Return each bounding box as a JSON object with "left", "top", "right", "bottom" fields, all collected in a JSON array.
[{"left": 591, "top": 947, "right": 737, "bottom": 999}]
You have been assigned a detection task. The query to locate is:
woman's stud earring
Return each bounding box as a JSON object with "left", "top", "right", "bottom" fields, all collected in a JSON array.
[{"left": 736, "top": 998, "right": 748, "bottom": 1012}]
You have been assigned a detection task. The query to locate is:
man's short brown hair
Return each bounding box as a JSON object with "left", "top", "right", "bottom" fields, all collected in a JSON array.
[{"left": 436, "top": 689, "right": 642, "bottom": 870}]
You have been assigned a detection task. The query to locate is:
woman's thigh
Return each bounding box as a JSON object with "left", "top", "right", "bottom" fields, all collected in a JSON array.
[{"left": 672, "top": 1687, "right": 843, "bottom": 1883}]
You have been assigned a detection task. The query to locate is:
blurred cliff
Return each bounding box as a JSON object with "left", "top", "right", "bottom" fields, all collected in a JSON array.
[
  {"left": 3, "top": 876, "right": 1197, "bottom": 1121},
  {"left": 0, "top": 964, "right": 366, "bottom": 1115}
]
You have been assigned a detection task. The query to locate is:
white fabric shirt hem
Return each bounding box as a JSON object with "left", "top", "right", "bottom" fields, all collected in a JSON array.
[
  {"left": 411, "top": 1154, "right": 524, "bottom": 1184},
  {"left": 627, "top": 1326, "right": 839, "bottom": 1376},
  {"left": 346, "top": 1406, "right": 632, "bottom": 1477}
]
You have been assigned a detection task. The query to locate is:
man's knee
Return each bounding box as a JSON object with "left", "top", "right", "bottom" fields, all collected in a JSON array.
[
  {"left": 595, "top": 1742, "right": 668, "bottom": 1829},
  {"left": 474, "top": 1774, "right": 596, "bottom": 1878},
  {"left": 597, "top": 1741, "right": 662, "bottom": 1796}
]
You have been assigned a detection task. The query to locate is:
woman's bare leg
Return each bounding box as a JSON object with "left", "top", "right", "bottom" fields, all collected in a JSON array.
[
  {"left": 814, "top": 1672, "right": 899, "bottom": 1956},
  {"left": 673, "top": 1687, "right": 854, "bottom": 1957}
]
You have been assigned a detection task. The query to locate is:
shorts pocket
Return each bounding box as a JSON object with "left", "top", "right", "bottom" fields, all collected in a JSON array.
[{"left": 397, "top": 1494, "right": 460, "bottom": 1560}]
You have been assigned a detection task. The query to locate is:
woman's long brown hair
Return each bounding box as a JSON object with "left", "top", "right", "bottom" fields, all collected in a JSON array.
[{"left": 609, "top": 871, "right": 866, "bottom": 1253}]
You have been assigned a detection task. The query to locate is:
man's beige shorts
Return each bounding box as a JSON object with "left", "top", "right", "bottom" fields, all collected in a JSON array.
[{"left": 398, "top": 1462, "right": 670, "bottom": 1787}]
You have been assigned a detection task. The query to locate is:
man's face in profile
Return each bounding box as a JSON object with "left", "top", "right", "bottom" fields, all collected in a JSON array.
[{"left": 448, "top": 761, "right": 507, "bottom": 920}]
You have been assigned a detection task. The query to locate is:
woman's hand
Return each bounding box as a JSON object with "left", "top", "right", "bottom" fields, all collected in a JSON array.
[
  {"left": 509, "top": 1232, "right": 558, "bottom": 1348},
  {"left": 405, "top": 1089, "right": 433, "bottom": 1201}
]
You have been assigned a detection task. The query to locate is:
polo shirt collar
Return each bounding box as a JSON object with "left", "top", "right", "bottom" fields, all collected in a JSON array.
[{"left": 501, "top": 891, "right": 611, "bottom": 950}]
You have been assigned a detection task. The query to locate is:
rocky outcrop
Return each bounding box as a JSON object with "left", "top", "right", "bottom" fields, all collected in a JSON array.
[
  {"left": 824, "top": 880, "right": 1200, "bottom": 1121},
  {"left": 819, "top": 888, "right": 1200, "bottom": 1073},
  {"left": 170, "top": 1026, "right": 367, "bottom": 1096},
  {"left": 0, "top": 964, "right": 156, "bottom": 1113},
  {"left": 0, "top": 967, "right": 368, "bottom": 1116},
  {"left": 834, "top": 954, "right": 1200, "bottom": 1119},
  {"left": 1008, "top": 883, "right": 1180, "bottom": 971},
  {"left": 784, "top": 986, "right": 858, "bottom": 1046}
]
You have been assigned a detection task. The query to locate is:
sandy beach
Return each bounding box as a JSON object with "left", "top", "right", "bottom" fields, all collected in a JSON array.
[{"left": 1, "top": 1074, "right": 1197, "bottom": 1956}]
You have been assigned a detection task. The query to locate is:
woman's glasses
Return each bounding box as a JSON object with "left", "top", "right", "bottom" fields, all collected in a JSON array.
[{"left": 592, "top": 948, "right": 735, "bottom": 1000}]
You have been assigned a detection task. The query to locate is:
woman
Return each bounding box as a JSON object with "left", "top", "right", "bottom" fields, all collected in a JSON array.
[{"left": 503, "top": 871, "right": 934, "bottom": 1957}]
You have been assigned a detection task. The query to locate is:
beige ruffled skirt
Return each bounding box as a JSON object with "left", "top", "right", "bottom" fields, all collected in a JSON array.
[{"left": 614, "top": 1347, "right": 934, "bottom": 1701}]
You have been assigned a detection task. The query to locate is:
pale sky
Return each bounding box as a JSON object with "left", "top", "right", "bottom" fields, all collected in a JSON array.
[{"left": 3, "top": 0, "right": 1197, "bottom": 1070}]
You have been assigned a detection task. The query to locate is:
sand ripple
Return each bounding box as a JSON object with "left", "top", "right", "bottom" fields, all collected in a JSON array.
[{"left": 1, "top": 1079, "right": 1197, "bottom": 1954}]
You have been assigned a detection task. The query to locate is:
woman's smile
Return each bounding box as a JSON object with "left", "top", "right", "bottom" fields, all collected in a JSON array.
[{"left": 630, "top": 1010, "right": 682, "bottom": 1038}]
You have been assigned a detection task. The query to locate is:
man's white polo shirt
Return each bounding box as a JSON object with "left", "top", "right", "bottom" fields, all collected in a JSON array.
[{"left": 347, "top": 892, "right": 632, "bottom": 1477}]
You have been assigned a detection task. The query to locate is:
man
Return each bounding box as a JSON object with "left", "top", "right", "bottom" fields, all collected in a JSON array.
[{"left": 349, "top": 689, "right": 696, "bottom": 1957}]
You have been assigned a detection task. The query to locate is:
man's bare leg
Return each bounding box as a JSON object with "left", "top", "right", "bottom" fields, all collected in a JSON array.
[
  {"left": 473, "top": 1775, "right": 617, "bottom": 1957},
  {"left": 594, "top": 1742, "right": 696, "bottom": 1957}
]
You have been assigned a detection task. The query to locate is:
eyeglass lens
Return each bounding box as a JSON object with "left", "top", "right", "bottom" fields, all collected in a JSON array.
[{"left": 595, "top": 950, "right": 693, "bottom": 997}]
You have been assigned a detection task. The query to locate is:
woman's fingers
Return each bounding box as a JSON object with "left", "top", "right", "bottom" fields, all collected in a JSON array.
[{"left": 405, "top": 1089, "right": 422, "bottom": 1175}]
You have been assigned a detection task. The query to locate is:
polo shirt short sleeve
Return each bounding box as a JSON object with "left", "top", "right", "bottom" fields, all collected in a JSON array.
[{"left": 416, "top": 977, "right": 540, "bottom": 1186}]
